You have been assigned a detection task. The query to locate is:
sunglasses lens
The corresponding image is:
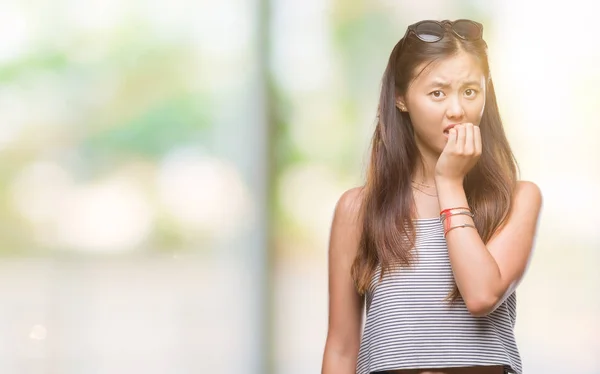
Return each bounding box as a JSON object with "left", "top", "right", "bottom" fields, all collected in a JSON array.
[
  {"left": 453, "top": 20, "right": 481, "bottom": 39},
  {"left": 414, "top": 22, "right": 444, "bottom": 42}
]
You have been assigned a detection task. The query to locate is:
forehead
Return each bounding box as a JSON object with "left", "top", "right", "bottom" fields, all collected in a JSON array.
[{"left": 413, "top": 51, "right": 485, "bottom": 86}]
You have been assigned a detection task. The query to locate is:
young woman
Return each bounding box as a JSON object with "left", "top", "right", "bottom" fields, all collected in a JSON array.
[{"left": 321, "top": 20, "right": 542, "bottom": 374}]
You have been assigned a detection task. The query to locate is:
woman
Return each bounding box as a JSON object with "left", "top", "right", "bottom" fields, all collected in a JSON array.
[{"left": 321, "top": 20, "right": 542, "bottom": 374}]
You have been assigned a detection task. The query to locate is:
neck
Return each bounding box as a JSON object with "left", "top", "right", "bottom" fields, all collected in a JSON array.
[{"left": 412, "top": 153, "right": 437, "bottom": 186}]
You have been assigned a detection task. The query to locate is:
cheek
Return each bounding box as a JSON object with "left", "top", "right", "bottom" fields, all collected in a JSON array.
[
  {"left": 410, "top": 101, "right": 444, "bottom": 127},
  {"left": 409, "top": 116, "right": 442, "bottom": 144},
  {"left": 476, "top": 94, "right": 486, "bottom": 119},
  {"left": 466, "top": 98, "right": 485, "bottom": 124}
]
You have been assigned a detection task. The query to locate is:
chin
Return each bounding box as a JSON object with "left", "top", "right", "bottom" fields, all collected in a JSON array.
[
  {"left": 436, "top": 143, "right": 446, "bottom": 155},
  {"left": 424, "top": 146, "right": 444, "bottom": 158}
]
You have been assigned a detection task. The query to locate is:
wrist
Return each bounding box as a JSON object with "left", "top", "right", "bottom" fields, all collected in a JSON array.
[{"left": 434, "top": 177, "right": 464, "bottom": 188}]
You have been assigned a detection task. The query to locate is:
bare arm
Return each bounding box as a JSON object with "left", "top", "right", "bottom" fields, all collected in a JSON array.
[
  {"left": 321, "top": 188, "right": 365, "bottom": 374},
  {"left": 436, "top": 179, "right": 543, "bottom": 316}
]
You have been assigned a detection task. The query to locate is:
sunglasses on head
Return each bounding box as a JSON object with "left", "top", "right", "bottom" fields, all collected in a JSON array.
[{"left": 400, "top": 19, "right": 483, "bottom": 47}]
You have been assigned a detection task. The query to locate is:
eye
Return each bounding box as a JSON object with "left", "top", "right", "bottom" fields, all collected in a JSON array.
[
  {"left": 465, "top": 88, "right": 478, "bottom": 97},
  {"left": 430, "top": 90, "right": 445, "bottom": 98}
]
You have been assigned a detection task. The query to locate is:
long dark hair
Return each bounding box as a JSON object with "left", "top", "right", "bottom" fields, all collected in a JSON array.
[{"left": 351, "top": 20, "right": 518, "bottom": 301}]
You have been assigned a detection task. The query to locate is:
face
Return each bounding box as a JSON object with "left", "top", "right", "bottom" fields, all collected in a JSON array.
[{"left": 398, "top": 51, "right": 486, "bottom": 156}]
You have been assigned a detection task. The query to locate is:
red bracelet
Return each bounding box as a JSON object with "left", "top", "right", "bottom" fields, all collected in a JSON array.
[
  {"left": 440, "top": 207, "right": 471, "bottom": 217},
  {"left": 440, "top": 207, "right": 472, "bottom": 232}
]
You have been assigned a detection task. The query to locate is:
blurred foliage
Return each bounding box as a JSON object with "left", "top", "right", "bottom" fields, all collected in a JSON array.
[
  {"left": 0, "top": 16, "right": 214, "bottom": 254},
  {"left": 83, "top": 93, "right": 210, "bottom": 161}
]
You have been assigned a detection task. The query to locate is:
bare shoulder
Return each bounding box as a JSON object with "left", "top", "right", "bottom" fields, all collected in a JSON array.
[
  {"left": 329, "top": 187, "right": 365, "bottom": 256},
  {"left": 334, "top": 187, "right": 365, "bottom": 223},
  {"left": 514, "top": 180, "right": 543, "bottom": 211},
  {"left": 489, "top": 180, "right": 542, "bottom": 241}
]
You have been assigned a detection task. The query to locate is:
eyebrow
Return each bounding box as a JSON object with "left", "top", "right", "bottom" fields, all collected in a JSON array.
[{"left": 427, "top": 79, "right": 482, "bottom": 88}]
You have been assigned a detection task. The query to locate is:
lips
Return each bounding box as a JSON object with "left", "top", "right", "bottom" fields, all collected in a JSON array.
[{"left": 443, "top": 124, "right": 458, "bottom": 134}]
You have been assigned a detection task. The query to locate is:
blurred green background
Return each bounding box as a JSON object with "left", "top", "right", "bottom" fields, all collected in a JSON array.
[{"left": 0, "top": 0, "right": 598, "bottom": 373}]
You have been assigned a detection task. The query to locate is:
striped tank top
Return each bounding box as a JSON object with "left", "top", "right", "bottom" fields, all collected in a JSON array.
[{"left": 356, "top": 217, "right": 522, "bottom": 374}]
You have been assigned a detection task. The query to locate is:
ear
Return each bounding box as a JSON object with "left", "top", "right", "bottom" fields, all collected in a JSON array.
[{"left": 395, "top": 96, "right": 408, "bottom": 112}]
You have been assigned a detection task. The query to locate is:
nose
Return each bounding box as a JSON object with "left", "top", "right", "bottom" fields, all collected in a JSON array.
[{"left": 446, "top": 97, "right": 465, "bottom": 120}]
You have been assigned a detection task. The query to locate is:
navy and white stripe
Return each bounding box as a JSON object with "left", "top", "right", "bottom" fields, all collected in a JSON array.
[{"left": 356, "top": 217, "right": 521, "bottom": 374}]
